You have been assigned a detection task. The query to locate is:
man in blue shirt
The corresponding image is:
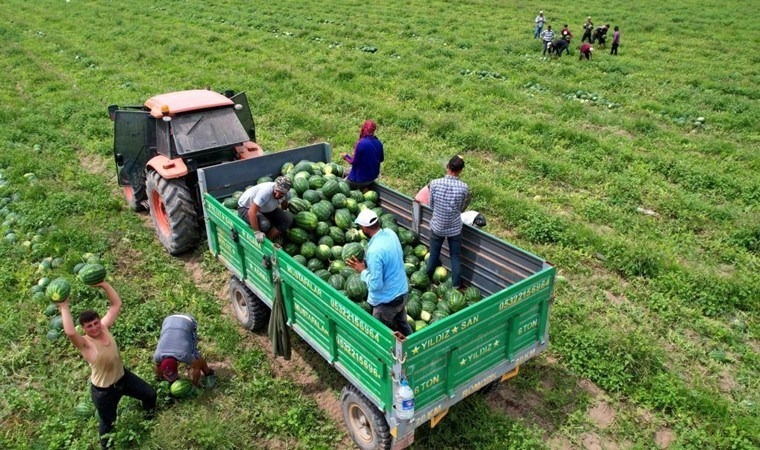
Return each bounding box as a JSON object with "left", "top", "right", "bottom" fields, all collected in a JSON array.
[
  {"left": 426, "top": 155, "right": 471, "bottom": 290},
  {"left": 346, "top": 209, "right": 412, "bottom": 336},
  {"left": 154, "top": 314, "right": 216, "bottom": 387}
]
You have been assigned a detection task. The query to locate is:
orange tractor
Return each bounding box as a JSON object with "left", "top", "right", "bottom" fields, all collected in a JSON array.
[{"left": 108, "top": 89, "right": 263, "bottom": 255}]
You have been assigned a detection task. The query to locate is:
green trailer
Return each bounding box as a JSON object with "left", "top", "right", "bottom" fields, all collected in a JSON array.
[{"left": 198, "top": 143, "right": 556, "bottom": 450}]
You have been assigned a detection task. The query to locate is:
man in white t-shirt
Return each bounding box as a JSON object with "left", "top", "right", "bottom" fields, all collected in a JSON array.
[{"left": 237, "top": 176, "right": 293, "bottom": 242}]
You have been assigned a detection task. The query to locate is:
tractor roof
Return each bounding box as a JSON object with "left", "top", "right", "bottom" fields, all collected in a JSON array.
[{"left": 144, "top": 90, "right": 234, "bottom": 118}]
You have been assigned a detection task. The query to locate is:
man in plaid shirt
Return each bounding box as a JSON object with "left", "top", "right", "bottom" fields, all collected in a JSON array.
[{"left": 426, "top": 155, "right": 471, "bottom": 289}]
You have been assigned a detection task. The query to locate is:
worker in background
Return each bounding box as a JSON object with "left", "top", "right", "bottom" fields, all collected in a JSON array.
[{"left": 341, "top": 120, "right": 384, "bottom": 191}]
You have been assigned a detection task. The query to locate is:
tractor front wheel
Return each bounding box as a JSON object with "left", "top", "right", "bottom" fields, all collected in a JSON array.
[
  {"left": 146, "top": 171, "right": 199, "bottom": 255},
  {"left": 340, "top": 384, "right": 391, "bottom": 450}
]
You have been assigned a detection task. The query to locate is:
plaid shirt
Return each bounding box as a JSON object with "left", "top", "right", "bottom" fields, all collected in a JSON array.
[{"left": 429, "top": 175, "right": 470, "bottom": 237}]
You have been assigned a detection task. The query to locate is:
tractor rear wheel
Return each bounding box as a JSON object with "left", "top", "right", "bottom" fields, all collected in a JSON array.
[
  {"left": 146, "top": 171, "right": 199, "bottom": 255},
  {"left": 228, "top": 276, "right": 270, "bottom": 331},
  {"left": 340, "top": 384, "right": 391, "bottom": 450}
]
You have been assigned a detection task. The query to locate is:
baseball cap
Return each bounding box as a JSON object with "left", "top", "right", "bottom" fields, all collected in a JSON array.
[
  {"left": 354, "top": 209, "right": 378, "bottom": 227},
  {"left": 273, "top": 176, "right": 292, "bottom": 194},
  {"left": 159, "top": 357, "right": 179, "bottom": 382}
]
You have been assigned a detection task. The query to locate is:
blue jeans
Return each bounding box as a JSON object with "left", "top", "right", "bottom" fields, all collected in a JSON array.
[
  {"left": 426, "top": 232, "right": 462, "bottom": 288},
  {"left": 534, "top": 24, "right": 543, "bottom": 38}
]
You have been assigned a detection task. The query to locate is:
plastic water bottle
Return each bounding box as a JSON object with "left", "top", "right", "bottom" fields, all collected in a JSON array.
[{"left": 395, "top": 379, "right": 415, "bottom": 420}]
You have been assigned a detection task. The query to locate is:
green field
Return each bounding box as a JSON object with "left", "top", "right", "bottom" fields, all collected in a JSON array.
[{"left": 1, "top": 0, "right": 757, "bottom": 449}]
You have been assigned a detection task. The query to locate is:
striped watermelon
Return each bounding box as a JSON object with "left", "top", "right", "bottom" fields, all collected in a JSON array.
[{"left": 170, "top": 379, "right": 194, "bottom": 398}]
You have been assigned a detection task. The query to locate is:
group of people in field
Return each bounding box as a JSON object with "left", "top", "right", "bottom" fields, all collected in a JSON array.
[{"left": 533, "top": 10, "right": 621, "bottom": 60}]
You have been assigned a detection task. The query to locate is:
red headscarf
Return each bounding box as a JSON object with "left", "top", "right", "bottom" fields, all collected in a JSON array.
[
  {"left": 359, "top": 120, "right": 377, "bottom": 138},
  {"left": 159, "top": 357, "right": 179, "bottom": 382}
]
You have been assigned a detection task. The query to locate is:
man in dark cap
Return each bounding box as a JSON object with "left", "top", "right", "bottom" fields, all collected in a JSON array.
[
  {"left": 154, "top": 314, "right": 215, "bottom": 387},
  {"left": 425, "top": 155, "right": 471, "bottom": 290},
  {"left": 237, "top": 176, "right": 294, "bottom": 242}
]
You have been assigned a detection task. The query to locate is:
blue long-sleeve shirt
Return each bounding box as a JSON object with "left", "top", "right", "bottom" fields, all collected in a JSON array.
[
  {"left": 360, "top": 228, "right": 408, "bottom": 305},
  {"left": 344, "top": 136, "right": 384, "bottom": 183}
]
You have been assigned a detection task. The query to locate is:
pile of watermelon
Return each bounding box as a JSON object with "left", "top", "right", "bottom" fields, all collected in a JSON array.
[{"left": 221, "top": 159, "right": 484, "bottom": 333}]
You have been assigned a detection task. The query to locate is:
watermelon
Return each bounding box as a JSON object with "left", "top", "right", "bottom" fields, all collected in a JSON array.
[
  {"left": 170, "top": 379, "right": 194, "bottom": 398},
  {"left": 308, "top": 174, "right": 326, "bottom": 190},
  {"left": 46, "top": 278, "right": 72, "bottom": 302},
  {"left": 359, "top": 301, "right": 373, "bottom": 313},
  {"left": 314, "top": 269, "right": 331, "bottom": 281},
  {"left": 293, "top": 176, "right": 310, "bottom": 195},
  {"left": 307, "top": 258, "right": 326, "bottom": 272},
  {"left": 404, "top": 263, "right": 417, "bottom": 276},
  {"left": 283, "top": 242, "right": 300, "bottom": 255},
  {"left": 294, "top": 211, "right": 318, "bottom": 230},
  {"left": 329, "top": 260, "right": 346, "bottom": 274},
  {"left": 300, "top": 242, "right": 317, "bottom": 259},
  {"left": 38, "top": 277, "right": 51, "bottom": 287},
  {"left": 344, "top": 198, "right": 359, "bottom": 214},
  {"left": 280, "top": 162, "right": 294, "bottom": 175},
  {"left": 288, "top": 198, "right": 312, "bottom": 214},
  {"left": 44, "top": 303, "right": 58, "bottom": 317},
  {"left": 317, "top": 235, "right": 334, "bottom": 247},
  {"left": 341, "top": 242, "right": 365, "bottom": 262},
  {"left": 287, "top": 227, "right": 310, "bottom": 244},
  {"left": 49, "top": 315, "right": 64, "bottom": 331},
  {"left": 302, "top": 189, "right": 321, "bottom": 204},
  {"left": 421, "top": 300, "right": 437, "bottom": 314},
  {"left": 410, "top": 270, "right": 429, "bottom": 289},
  {"left": 32, "top": 291, "right": 47, "bottom": 302},
  {"left": 406, "top": 299, "right": 422, "bottom": 320},
  {"left": 436, "top": 299, "right": 452, "bottom": 315},
  {"left": 344, "top": 228, "right": 362, "bottom": 243},
  {"left": 334, "top": 209, "right": 353, "bottom": 230},
  {"left": 420, "top": 310, "right": 432, "bottom": 323},
  {"left": 74, "top": 402, "right": 94, "bottom": 419},
  {"left": 328, "top": 274, "right": 345, "bottom": 290},
  {"left": 330, "top": 245, "right": 344, "bottom": 260},
  {"left": 315, "top": 221, "right": 330, "bottom": 237},
  {"left": 46, "top": 330, "right": 60, "bottom": 341},
  {"left": 72, "top": 262, "right": 86, "bottom": 274},
  {"left": 420, "top": 291, "right": 438, "bottom": 304},
  {"left": 78, "top": 264, "right": 107, "bottom": 285},
  {"left": 256, "top": 176, "right": 273, "bottom": 185},
  {"left": 223, "top": 197, "right": 238, "bottom": 209},
  {"left": 293, "top": 160, "right": 313, "bottom": 174},
  {"left": 345, "top": 275, "right": 368, "bottom": 301},
  {"left": 404, "top": 254, "right": 420, "bottom": 265},
  {"left": 311, "top": 200, "right": 334, "bottom": 222},
  {"left": 414, "top": 320, "right": 428, "bottom": 332},
  {"left": 321, "top": 179, "right": 341, "bottom": 199},
  {"left": 463, "top": 287, "right": 482, "bottom": 304},
  {"left": 363, "top": 190, "right": 379, "bottom": 203},
  {"left": 436, "top": 280, "right": 453, "bottom": 297},
  {"left": 328, "top": 226, "right": 346, "bottom": 244},
  {"left": 448, "top": 291, "right": 467, "bottom": 312},
  {"left": 331, "top": 193, "right": 347, "bottom": 209},
  {"left": 430, "top": 310, "right": 450, "bottom": 323},
  {"left": 316, "top": 244, "right": 332, "bottom": 261},
  {"left": 340, "top": 267, "right": 359, "bottom": 279},
  {"left": 293, "top": 254, "right": 308, "bottom": 266},
  {"left": 432, "top": 266, "right": 449, "bottom": 283},
  {"left": 413, "top": 245, "right": 428, "bottom": 259}
]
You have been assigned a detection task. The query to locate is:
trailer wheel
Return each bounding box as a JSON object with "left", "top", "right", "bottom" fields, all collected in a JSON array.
[
  {"left": 340, "top": 384, "right": 391, "bottom": 450},
  {"left": 146, "top": 170, "right": 199, "bottom": 255},
  {"left": 228, "top": 276, "right": 270, "bottom": 331}
]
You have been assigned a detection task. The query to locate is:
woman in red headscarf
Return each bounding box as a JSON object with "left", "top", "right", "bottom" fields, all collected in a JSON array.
[{"left": 341, "top": 120, "right": 384, "bottom": 190}]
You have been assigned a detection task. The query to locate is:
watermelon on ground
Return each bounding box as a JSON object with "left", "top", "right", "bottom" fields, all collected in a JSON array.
[{"left": 170, "top": 379, "right": 194, "bottom": 398}]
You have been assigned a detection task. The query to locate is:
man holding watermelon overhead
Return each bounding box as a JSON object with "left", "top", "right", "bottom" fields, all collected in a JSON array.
[
  {"left": 346, "top": 209, "right": 413, "bottom": 336},
  {"left": 153, "top": 314, "right": 215, "bottom": 387},
  {"left": 58, "top": 281, "right": 156, "bottom": 450}
]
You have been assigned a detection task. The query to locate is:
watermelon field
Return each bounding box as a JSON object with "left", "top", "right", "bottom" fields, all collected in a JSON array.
[{"left": 1, "top": 0, "right": 758, "bottom": 449}]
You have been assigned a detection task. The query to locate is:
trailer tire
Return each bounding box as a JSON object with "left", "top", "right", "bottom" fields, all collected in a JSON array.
[
  {"left": 340, "top": 384, "right": 391, "bottom": 450},
  {"left": 228, "top": 276, "right": 270, "bottom": 331},
  {"left": 146, "top": 170, "right": 199, "bottom": 255}
]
